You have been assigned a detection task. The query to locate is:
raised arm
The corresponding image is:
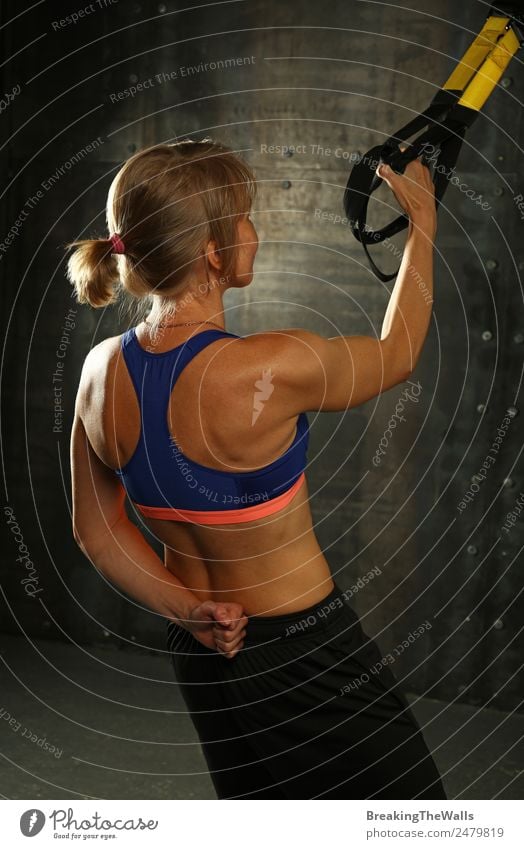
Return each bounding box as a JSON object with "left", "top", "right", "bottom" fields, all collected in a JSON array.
[{"left": 260, "top": 156, "right": 437, "bottom": 413}]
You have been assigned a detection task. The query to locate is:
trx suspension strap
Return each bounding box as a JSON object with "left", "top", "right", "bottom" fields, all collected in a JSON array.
[{"left": 343, "top": 3, "right": 524, "bottom": 282}]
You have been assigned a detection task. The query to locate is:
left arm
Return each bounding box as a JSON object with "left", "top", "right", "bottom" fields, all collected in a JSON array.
[{"left": 70, "top": 411, "right": 200, "bottom": 626}]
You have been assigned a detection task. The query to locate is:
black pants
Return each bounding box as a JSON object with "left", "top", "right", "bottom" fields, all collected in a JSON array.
[{"left": 166, "top": 583, "right": 447, "bottom": 800}]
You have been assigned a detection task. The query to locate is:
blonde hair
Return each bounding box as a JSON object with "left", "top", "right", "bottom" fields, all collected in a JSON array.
[{"left": 64, "top": 139, "right": 256, "bottom": 315}]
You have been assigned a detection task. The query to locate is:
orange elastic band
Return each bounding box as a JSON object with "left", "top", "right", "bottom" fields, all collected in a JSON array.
[{"left": 134, "top": 472, "right": 306, "bottom": 524}]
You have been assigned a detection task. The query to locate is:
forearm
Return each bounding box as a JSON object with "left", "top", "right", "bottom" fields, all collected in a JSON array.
[
  {"left": 380, "top": 215, "right": 436, "bottom": 372},
  {"left": 75, "top": 515, "right": 200, "bottom": 626}
]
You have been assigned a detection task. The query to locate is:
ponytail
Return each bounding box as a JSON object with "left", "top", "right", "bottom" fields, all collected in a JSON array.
[{"left": 65, "top": 237, "right": 121, "bottom": 308}]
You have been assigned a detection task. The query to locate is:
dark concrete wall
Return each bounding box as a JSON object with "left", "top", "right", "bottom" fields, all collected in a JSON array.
[{"left": 1, "top": 0, "right": 522, "bottom": 711}]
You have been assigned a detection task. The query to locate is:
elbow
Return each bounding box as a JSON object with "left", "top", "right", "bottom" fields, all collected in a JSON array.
[
  {"left": 381, "top": 355, "right": 417, "bottom": 391},
  {"left": 383, "top": 350, "right": 417, "bottom": 388},
  {"left": 395, "top": 363, "right": 416, "bottom": 384},
  {"left": 386, "top": 349, "right": 420, "bottom": 386},
  {"left": 72, "top": 513, "right": 84, "bottom": 547},
  {"left": 72, "top": 520, "right": 81, "bottom": 548},
  {"left": 73, "top": 529, "right": 106, "bottom": 572},
  {"left": 73, "top": 525, "right": 90, "bottom": 555},
  {"left": 381, "top": 331, "right": 425, "bottom": 384},
  {"left": 73, "top": 510, "right": 126, "bottom": 562},
  {"left": 72, "top": 520, "right": 97, "bottom": 557}
]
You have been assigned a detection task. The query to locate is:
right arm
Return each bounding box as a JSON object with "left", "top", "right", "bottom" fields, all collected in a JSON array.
[{"left": 269, "top": 157, "right": 437, "bottom": 412}]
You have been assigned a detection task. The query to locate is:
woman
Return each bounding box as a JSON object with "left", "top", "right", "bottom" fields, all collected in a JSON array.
[{"left": 67, "top": 139, "right": 446, "bottom": 799}]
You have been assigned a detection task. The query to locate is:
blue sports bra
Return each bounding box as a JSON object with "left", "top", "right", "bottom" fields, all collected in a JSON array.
[{"left": 114, "top": 328, "right": 309, "bottom": 524}]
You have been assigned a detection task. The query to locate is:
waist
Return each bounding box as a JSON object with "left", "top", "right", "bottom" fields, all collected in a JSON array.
[
  {"left": 164, "top": 531, "right": 333, "bottom": 617},
  {"left": 166, "top": 580, "right": 354, "bottom": 651},
  {"left": 243, "top": 581, "right": 346, "bottom": 643}
]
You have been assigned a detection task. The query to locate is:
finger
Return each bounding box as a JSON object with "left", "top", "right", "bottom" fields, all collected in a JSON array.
[
  {"left": 215, "top": 629, "right": 247, "bottom": 649},
  {"left": 406, "top": 159, "right": 434, "bottom": 188},
  {"left": 376, "top": 162, "right": 392, "bottom": 179},
  {"left": 214, "top": 618, "right": 247, "bottom": 634},
  {"left": 213, "top": 620, "right": 243, "bottom": 634},
  {"left": 224, "top": 640, "right": 244, "bottom": 659},
  {"left": 215, "top": 635, "right": 234, "bottom": 649},
  {"left": 214, "top": 614, "right": 248, "bottom": 632},
  {"left": 219, "top": 610, "right": 248, "bottom": 630},
  {"left": 215, "top": 632, "right": 247, "bottom": 655},
  {"left": 213, "top": 629, "right": 242, "bottom": 646},
  {"left": 216, "top": 641, "right": 243, "bottom": 658},
  {"left": 212, "top": 605, "right": 233, "bottom": 628},
  {"left": 377, "top": 165, "right": 405, "bottom": 196}
]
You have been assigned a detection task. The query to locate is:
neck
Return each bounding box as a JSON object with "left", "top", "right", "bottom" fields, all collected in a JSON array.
[
  {"left": 145, "top": 316, "right": 224, "bottom": 328},
  {"left": 146, "top": 282, "right": 226, "bottom": 328}
]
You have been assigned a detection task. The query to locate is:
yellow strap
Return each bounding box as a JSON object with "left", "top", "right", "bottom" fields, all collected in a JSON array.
[
  {"left": 443, "top": 15, "right": 510, "bottom": 93},
  {"left": 458, "top": 26, "right": 520, "bottom": 110}
]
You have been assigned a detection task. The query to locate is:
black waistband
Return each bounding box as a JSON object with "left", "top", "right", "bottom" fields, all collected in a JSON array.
[
  {"left": 243, "top": 581, "right": 352, "bottom": 643},
  {"left": 166, "top": 582, "right": 356, "bottom": 651}
]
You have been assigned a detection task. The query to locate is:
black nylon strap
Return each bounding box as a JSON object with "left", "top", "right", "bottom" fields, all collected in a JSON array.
[
  {"left": 343, "top": 90, "right": 479, "bottom": 281},
  {"left": 490, "top": 1, "right": 524, "bottom": 27}
]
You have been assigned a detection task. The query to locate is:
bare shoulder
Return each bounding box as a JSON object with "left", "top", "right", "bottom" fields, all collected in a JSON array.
[
  {"left": 240, "top": 327, "right": 327, "bottom": 362},
  {"left": 238, "top": 328, "right": 329, "bottom": 382},
  {"left": 236, "top": 327, "right": 405, "bottom": 413},
  {"left": 82, "top": 334, "right": 122, "bottom": 365},
  {"left": 223, "top": 328, "right": 333, "bottom": 416},
  {"left": 79, "top": 334, "right": 123, "bottom": 376},
  {"left": 75, "top": 334, "right": 124, "bottom": 407}
]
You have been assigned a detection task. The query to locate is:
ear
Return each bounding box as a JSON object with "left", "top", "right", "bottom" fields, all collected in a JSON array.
[{"left": 206, "top": 239, "right": 222, "bottom": 272}]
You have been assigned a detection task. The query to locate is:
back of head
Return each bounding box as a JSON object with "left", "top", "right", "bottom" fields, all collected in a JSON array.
[{"left": 64, "top": 138, "right": 256, "bottom": 313}]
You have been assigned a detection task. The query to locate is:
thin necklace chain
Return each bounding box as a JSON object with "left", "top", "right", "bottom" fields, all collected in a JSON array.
[{"left": 144, "top": 318, "right": 224, "bottom": 329}]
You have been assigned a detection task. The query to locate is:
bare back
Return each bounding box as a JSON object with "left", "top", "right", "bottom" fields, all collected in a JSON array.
[{"left": 80, "top": 324, "right": 335, "bottom": 616}]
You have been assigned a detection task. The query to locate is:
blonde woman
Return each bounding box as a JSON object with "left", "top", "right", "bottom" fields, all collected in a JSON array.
[{"left": 67, "top": 139, "right": 446, "bottom": 800}]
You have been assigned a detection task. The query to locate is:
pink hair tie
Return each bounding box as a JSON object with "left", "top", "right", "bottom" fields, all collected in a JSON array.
[{"left": 109, "top": 232, "right": 126, "bottom": 254}]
